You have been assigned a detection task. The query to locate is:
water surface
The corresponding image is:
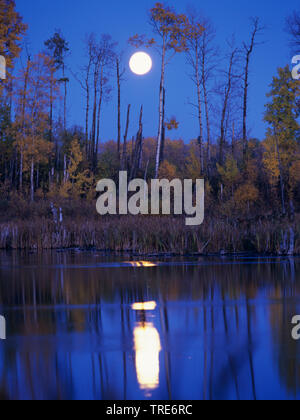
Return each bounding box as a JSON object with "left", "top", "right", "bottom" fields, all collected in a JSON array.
[{"left": 0, "top": 251, "right": 299, "bottom": 400}]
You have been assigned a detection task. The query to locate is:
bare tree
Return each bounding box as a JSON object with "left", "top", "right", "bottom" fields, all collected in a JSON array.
[
  {"left": 73, "top": 34, "right": 115, "bottom": 167},
  {"left": 185, "top": 12, "right": 205, "bottom": 172},
  {"left": 71, "top": 34, "right": 94, "bottom": 155},
  {"left": 242, "top": 17, "right": 264, "bottom": 162},
  {"left": 200, "top": 19, "right": 218, "bottom": 167},
  {"left": 90, "top": 35, "right": 116, "bottom": 167},
  {"left": 116, "top": 54, "right": 125, "bottom": 161},
  {"left": 122, "top": 104, "right": 131, "bottom": 170},
  {"left": 286, "top": 10, "right": 300, "bottom": 49},
  {"left": 218, "top": 41, "right": 240, "bottom": 165}
]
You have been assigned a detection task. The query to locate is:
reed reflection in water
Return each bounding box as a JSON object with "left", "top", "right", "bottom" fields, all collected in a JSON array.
[{"left": 0, "top": 251, "right": 299, "bottom": 400}]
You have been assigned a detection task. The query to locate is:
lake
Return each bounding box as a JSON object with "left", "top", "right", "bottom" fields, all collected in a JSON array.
[{"left": 0, "top": 251, "right": 299, "bottom": 400}]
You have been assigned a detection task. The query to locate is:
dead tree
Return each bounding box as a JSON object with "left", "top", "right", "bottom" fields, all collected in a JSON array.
[
  {"left": 116, "top": 55, "right": 125, "bottom": 160},
  {"left": 200, "top": 19, "right": 218, "bottom": 169},
  {"left": 286, "top": 10, "right": 300, "bottom": 49},
  {"left": 219, "top": 45, "right": 239, "bottom": 165},
  {"left": 160, "top": 89, "right": 166, "bottom": 165},
  {"left": 242, "top": 17, "right": 263, "bottom": 162},
  {"left": 122, "top": 104, "right": 131, "bottom": 170},
  {"left": 185, "top": 13, "right": 205, "bottom": 172}
]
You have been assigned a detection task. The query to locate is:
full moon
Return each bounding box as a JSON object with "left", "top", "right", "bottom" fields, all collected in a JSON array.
[{"left": 129, "top": 52, "right": 152, "bottom": 76}]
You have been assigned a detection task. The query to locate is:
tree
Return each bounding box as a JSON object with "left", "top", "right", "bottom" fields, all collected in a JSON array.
[
  {"left": 185, "top": 12, "right": 205, "bottom": 172},
  {"left": 45, "top": 31, "right": 70, "bottom": 132},
  {"left": 158, "top": 160, "right": 177, "bottom": 180},
  {"left": 242, "top": 18, "right": 264, "bottom": 162},
  {"left": 264, "top": 66, "right": 300, "bottom": 215},
  {"left": 83, "top": 34, "right": 115, "bottom": 168},
  {"left": 116, "top": 53, "right": 125, "bottom": 160},
  {"left": 199, "top": 18, "right": 217, "bottom": 168},
  {"left": 59, "top": 138, "right": 94, "bottom": 199},
  {"left": 129, "top": 2, "right": 188, "bottom": 178},
  {"left": 218, "top": 43, "right": 239, "bottom": 165},
  {"left": 13, "top": 53, "right": 56, "bottom": 201},
  {"left": 0, "top": 0, "right": 27, "bottom": 95},
  {"left": 286, "top": 10, "right": 300, "bottom": 49},
  {"left": 217, "top": 156, "right": 241, "bottom": 199}
]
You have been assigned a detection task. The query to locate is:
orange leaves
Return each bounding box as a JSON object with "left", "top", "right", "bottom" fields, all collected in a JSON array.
[
  {"left": 234, "top": 183, "right": 259, "bottom": 206},
  {"left": 158, "top": 160, "right": 177, "bottom": 180},
  {"left": 149, "top": 2, "right": 189, "bottom": 53},
  {"left": 128, "top": 34, "right": 147, "bottom": 49},
  {"left": 184, "top": 21, "right": 205, "bottom": 43},
  {"left": 165, "top": 117, "right": 179, "bottom": 130},
  {"left": 0, "top": 0, "right": 27, "bottom": 71},
  {"left": 128, "top": 34, "right": 156, "bottom": 49}
]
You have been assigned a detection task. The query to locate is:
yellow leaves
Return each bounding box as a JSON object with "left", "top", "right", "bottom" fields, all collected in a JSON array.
[
  {"left": 61, "top": 138, "right": 95, "bottom": 199},
  {"left": 234, "top": 183, "right": 259, "bottom": 206},
  {"left": 217, "top": 156, "right": 240, "bottom": 188},
  {"left": 263, "top": 136, "right": 280, "bottom": 186},
  {"left": 149, "top": 2, "right": 188, "bottom": 53},
  {"left": 158, "top": 160, "right": 177, "bottom": 180},
  {"left": 244, "top": 158, "right": 259, "bottom": 183},
  {"left": 184, "top": 21, "right": 205, "bottom": 43},
  {"left": 186, "top": 140, "right": 201, "bottom": 179},
  {"left": 0, "top": 0, "right": 27, "bottom": 70},
  {"left": 67, "top": 138, "right": 83, "bottom": 179}
]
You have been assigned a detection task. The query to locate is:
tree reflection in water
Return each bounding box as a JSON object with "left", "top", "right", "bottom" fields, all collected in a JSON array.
[{"left": 0, "top": 252, "right": 299, "bottom": 400}]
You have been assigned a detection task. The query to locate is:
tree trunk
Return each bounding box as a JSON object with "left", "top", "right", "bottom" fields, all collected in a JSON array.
[
  {"left": 130, "top": 106, "right": 143, "bottom": 180},
  {"left": 95, "top": 68, "right": 104, "bottom": 169},
  {"left": 196, "top": 48, "right": 204, "bottom": 173},
  {"left": 117, "top": 58, "right": 121, "bottom": 160},
  {"left": 30, "top": 158, "right": 34, "bottom": 202},
  {"left": 49, "top": 70, "right": 54, "bottom": 142},
  {"left": 219, "top": 49, "right": 236, "bottom": 165},
  {"left": 275, "top": 135, "right": 286, "bottom": 215},
  {"left": 160, "top": 88, "right": 166, "bottom": 164},
  {"left": 243, "top": 18, "right": 260, "bottom": 163},
  {"left": 155, "top": 36, "right": 166, "bottom": 179},
  {"left": 85, "top": 59, "right": 92, "bottom": 157},
  {"left": 122, "top": 104, "right": 131, "bottom": 170},
  {"left": 63, "top": 64, "right": 67, "bottom": 131},
  {"left": 19, "top": 149, "right": 23, "bottom": 190},
  {"left": 20, "top": 57, "right": 30, "bottom": 191}
]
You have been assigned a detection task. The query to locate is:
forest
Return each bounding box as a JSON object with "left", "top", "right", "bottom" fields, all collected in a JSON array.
[{"left": 0, "top": 0, "right": 299, "bottom": 254}]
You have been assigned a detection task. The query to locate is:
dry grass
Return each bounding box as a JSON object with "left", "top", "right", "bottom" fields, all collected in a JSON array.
[{"left": 0, "top": 214, "right": 299, "bottom": 255}]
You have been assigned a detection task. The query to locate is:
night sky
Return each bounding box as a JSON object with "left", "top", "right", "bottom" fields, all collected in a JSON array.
[{"left": 16, "top": 0, "right": 299, "bottom": 143}]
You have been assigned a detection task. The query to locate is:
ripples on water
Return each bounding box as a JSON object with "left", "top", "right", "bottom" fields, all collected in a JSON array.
[{"left": 0, "top": 251, "right": 299, "bottom": 400}]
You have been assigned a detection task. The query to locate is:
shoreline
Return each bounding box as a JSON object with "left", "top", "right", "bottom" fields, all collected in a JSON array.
[
  {"left": 0, "top": 213, "right": 298, "bottom": 255},
  {"left": 4, "top": 249, "right": 299, "bottom": 258}
]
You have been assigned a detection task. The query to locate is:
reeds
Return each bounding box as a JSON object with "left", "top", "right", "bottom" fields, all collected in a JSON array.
[{"left": 0, "top": 214, "right": 299, "bottom": 254}]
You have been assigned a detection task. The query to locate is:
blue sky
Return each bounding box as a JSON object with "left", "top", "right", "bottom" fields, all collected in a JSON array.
[{"left": 16, "top": 0, "right": 299, "bottom": 143}]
